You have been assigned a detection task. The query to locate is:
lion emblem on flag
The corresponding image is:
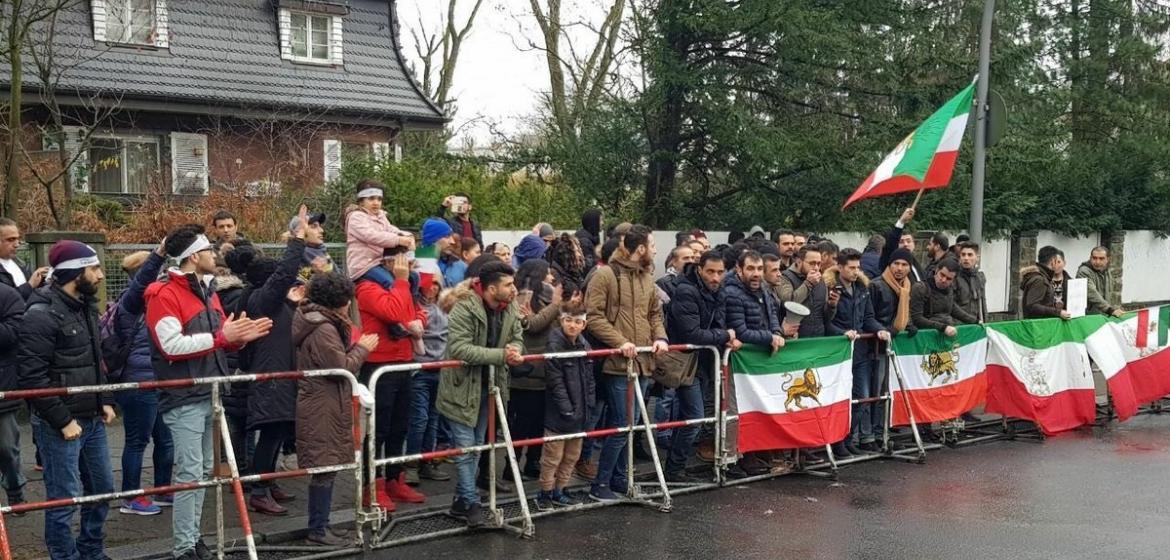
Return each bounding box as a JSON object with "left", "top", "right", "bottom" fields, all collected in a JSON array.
[
  {"left": 782, "top": 369, "right": 822, "bottom": 411},
  {"left": 921, "top": 348, "right": 960, "bottom": 386}
]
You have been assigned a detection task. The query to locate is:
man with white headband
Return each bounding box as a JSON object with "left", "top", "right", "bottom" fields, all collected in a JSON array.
[
  {"left": 145, "top": 225, "right": 273, "bottom": 560},
  {"left": 18, "top": 240, "right": 116, "bottom": 560}
]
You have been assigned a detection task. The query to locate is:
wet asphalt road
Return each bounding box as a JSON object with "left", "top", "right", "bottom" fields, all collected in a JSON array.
[{"left": 383, "top": 413, "right": 1170, "bottom": 560}]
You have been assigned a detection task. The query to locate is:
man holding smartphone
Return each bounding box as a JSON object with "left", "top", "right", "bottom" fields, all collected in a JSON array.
[{"left": 440, "top": 193, "right": 483, "bottom": 247}]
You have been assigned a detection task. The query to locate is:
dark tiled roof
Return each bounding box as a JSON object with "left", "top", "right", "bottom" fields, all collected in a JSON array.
[{"left": 4, "top": 0, "right": 446, "bottom": 124}]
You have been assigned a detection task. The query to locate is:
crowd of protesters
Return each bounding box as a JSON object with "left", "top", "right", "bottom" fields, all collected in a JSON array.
[{"left": 0, "top": 180, "right": 1127, "bottom": 557}]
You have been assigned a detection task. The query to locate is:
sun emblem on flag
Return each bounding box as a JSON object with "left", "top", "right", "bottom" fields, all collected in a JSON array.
[
  {"left": 782, "top": 368, "right": 822, "bottom": 411},
  {"left": 1021, "top": 350, "right": 1053, "bottom": 397}
]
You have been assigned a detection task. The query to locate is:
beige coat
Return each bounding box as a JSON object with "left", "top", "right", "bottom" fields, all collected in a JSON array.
[{"left": 585, "top": 255, "right": 667, "bottom": 376}]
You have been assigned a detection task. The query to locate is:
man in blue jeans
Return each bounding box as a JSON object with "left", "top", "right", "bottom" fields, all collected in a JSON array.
[
  {"left": 147, "top": 226, "right": 272, "bottom": 560},
  {"left": 584, "top": 225, "right": 670, "bottom": 502},
  {"left": 436, "top": 261, "right": 523, "bottom": 527},
  {"left": 827, "top": 249, "right": 891, "bottom": 457},
  {"left": 18, "top": 241, "right": 116, "bottom": 560},
  {"left": 665, "top": 251, "right": 741, "bottom": 482}
]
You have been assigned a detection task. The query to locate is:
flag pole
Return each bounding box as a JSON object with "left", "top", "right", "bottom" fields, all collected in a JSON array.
[
  {"left": 909, "top": 188, "right": 926, "bottom": 211},
  {"left": 968, "top": 0, "right": 996, "bottom": 244}
]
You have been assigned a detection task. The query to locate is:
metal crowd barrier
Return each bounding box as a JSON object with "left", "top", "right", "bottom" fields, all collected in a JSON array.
[
  {"left": 2, "top": 336, "right": 1122, "bottom": 559},
  {"left": 364, "top": 344, "right": 724, "bottom": 548},
  {"left": 0, "top": 369, "right": 372, "bottom": 560}
]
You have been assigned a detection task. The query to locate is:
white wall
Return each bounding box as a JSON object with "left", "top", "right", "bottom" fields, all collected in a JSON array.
[
  {"left": 1037, "top": 233, "right": 1101, "bottom": 268},
  {"left": 1123, "top": 231, "right": 1170, "bottom": 303}
]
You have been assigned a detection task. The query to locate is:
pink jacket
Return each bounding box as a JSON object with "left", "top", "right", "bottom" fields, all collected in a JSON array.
[{"left": 345, "top": 206, "right": 406, "bottom": 280}]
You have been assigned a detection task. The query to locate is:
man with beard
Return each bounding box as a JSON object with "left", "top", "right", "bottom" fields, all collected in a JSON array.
[
  {"left": 665, "top": 252, "right": 740, "bottom": 482},
  {"left": 772, "top": 230, "right": 797, "bottom": 269},
  {"left": 1076, "top": 246, "right": 1123, "bottom": 318},
  {"left": 147, "top": 225, "right": 272, "bottom": 560},
  {"left": 585, "top": 225, "right": 670, "bottom": 501},
  {"left": 879, "top": 208, "right": 925, "bottom": 283},
  {"left": 777, "top": 246, "right": 833, "bottom": 338},
  {"left": 1021, "top": 246, "right": 1073, "bottom": 320},
  {"left": 722, "top": 250, "right": 792, "bottom": 476},
  {"left": 19, "top": 241, "right": 116, "bottom": 560}
]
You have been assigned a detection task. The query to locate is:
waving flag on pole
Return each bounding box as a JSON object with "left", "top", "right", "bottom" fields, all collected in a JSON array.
[{"left": 842, "top": 81, "right": 976, "bottom": 209}]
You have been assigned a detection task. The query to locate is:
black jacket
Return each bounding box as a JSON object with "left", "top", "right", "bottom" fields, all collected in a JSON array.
[
  {"left": 0, "top": 258, "right": 33, "bottom": 300},
  {"left": 879, "top": 224, "right": 925, "bottom": 283},
  {"left": 910, "top": 277, "right": 978, "bottom": 332},
  {"left": 827, "top": 278, "right": 884, "bottom": 336},
  {"left": 954, "top": 268, "right": 987, "bottom": 323},
  {"left": 722, "top": 272, "right": 781, "bottom": 348},
  {"left": 214, "top": 275, "right": 249, "bottom": 419},
  {"left": 575, "top": 228, "right": 599, "bottom": 268},
  {"left": 18, "top": 285, "right": 109, "bottom": 429},
  {"left": 543, "top": 328, "right": 595, "bottom": 435},
  {"left": 779, "top": 268, "right": 832, "bottom": 338},
  {"left": 243, "top": 239, "right": 305, "bottom": 429},
  {"left": 0, "top": 283, "right": 25, "bottom": 415},
  {"left": 668, "top": 265, "right": 730, "bottom": 374}
]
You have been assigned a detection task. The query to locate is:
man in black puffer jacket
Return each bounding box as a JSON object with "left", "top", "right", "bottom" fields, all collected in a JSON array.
[
  {"left": 19, "top": 241, "right": 116, "bottom": 560},
  {"left": 722, "top": 250, "right": 787, "bottom": 352},
  {"left": 0, "top": 282, "right": 25, "bottom": 508},
  {"left": 666, "top": 253, "right": 737, "bottom": 482}
]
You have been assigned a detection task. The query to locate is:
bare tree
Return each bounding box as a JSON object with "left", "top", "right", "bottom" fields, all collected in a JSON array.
[
  {"left": 525, "top": 0, "right": 626, "bottom": 141},
  {"left": 0, "top": 0, "right": 87, "bottom": 218},
  {"left": 410, "top": 0, "right": 486, "bottom": 113},
  {"left": 19, "top": 4, "right": 120, "bottom": 229}
]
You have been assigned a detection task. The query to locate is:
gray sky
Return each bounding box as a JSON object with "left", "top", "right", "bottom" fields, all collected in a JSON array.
[{"left": 397, "top": 0, "right": 620, "bottom": 148}]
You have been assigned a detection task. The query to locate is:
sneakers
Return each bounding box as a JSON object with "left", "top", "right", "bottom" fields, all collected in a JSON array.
[
  {"left": 447, "top": 498, "right": 484, "bottom": 528},
  {"left": 120, "top": 496, "right": 162, "bottom": 516},
  {"left": 270, "top": 484, "right": 296, "bottom": 503},
  {"left": 419, "top": 462, "right": 451, "bottom": 481},
  {"left": 386, "top": 473, "right": 426, "bottom": 503},
  {"left": 374, "top": 478, "right": 396, "bottom": 512},
  {"left": 154, "top": 493, "right": 174, "bottom": 507},
  {"left": 574, "top": 459, "right": 598, "bottom": 481},
  {"left": 404, "top": 464, "right": 421, "bottom": 486},
  {"left": 534, "top": 490, "right": 556, "bottom": 512},
  {"left": 551, "top": 489, "right": 580, "bottom": 508},
  {"left": 195, "top": 541, "right": 213, "bottom": 560},
  {"left": 248, "top": 493, "right": 288, "bottom": 516},
  {"left": 589, "top": 484, "right": 620, "bottom": 503}
]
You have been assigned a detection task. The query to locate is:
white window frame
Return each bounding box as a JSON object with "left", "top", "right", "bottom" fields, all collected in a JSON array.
[
  {"left": 279, "top": 8, "right": 343, "bottom": 66},
  {"left": 86, "top": 134, "right": 161, "bottom": 195},
  {"left": 93, "top": 0, "right": 169, "bottom": 48}
]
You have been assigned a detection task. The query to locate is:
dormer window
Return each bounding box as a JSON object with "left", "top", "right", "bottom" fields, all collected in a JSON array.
[
  {"left": 92, "top": 0, "right": 169, "bottom": 48},
  {"left": 279, "top": 7, "right": 344, "bottom": 66}
]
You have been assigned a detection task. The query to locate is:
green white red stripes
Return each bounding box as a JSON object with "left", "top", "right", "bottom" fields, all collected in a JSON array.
[
  {"left": 985, "top": 319, "right": 1096, "bottom": 435},
  {"left": 843, "top": 81, "right": 975, "bottom": 208},
  {"left": 890, "top": 325, "right": 987, "bottom": 426},
  {"left": 731, "top": 337, "right": 853, "bottom": 451},
  {"left": 1082, "top": 307, "right": 1170, "bottom": 421}
]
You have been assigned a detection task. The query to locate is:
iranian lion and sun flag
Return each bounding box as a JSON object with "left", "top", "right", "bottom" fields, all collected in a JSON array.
[{"left": 728, "top": 80, "right": 1170, "bottom": 450}]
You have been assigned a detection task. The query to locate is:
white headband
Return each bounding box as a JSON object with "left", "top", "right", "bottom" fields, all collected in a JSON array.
[
  {"left": 176, "top": 234, "right": 212, "bottom": 261},
  {"left": 47, "top": 252, "right": 100, "bottom": 282},
  {"left": 357, "top": 188, "right": 383, "bottom": 199}
]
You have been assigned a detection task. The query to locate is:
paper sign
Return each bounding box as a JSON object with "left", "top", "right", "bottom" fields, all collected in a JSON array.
[{"left": 1067, "top": 278, "right": 1088, "bottom": 318}]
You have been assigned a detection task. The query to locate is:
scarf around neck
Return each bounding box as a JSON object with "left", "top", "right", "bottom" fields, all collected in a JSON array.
[{"left": 881, "top": 267, "right": 912, "bottom": 332}]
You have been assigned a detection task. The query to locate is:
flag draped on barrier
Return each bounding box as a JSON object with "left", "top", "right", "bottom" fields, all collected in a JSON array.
[
  {"left": 731, "top": 337, "right": 854, "bottom": 452},
  {"left": 985, "top": 319, "right": 1097, "bottom": 435},
  {"left": 890, "top": 325, "right": 988, "bottom": 426},
  {"left": 1083, "top": 306, "right": 1170, "bottom": 421}
]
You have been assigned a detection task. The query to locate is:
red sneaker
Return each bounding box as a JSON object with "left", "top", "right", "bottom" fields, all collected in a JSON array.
[
  {"left": 387, "top": 473, "right": 426, "bottom": 503},
  {"left": 374, "top": 478, "right": 396, "bottom": 512}
]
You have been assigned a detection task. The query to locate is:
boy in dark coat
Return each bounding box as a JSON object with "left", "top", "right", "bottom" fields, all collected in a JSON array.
[{"left": 536, "top": 302, "right": 594, "bottom": 510}]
